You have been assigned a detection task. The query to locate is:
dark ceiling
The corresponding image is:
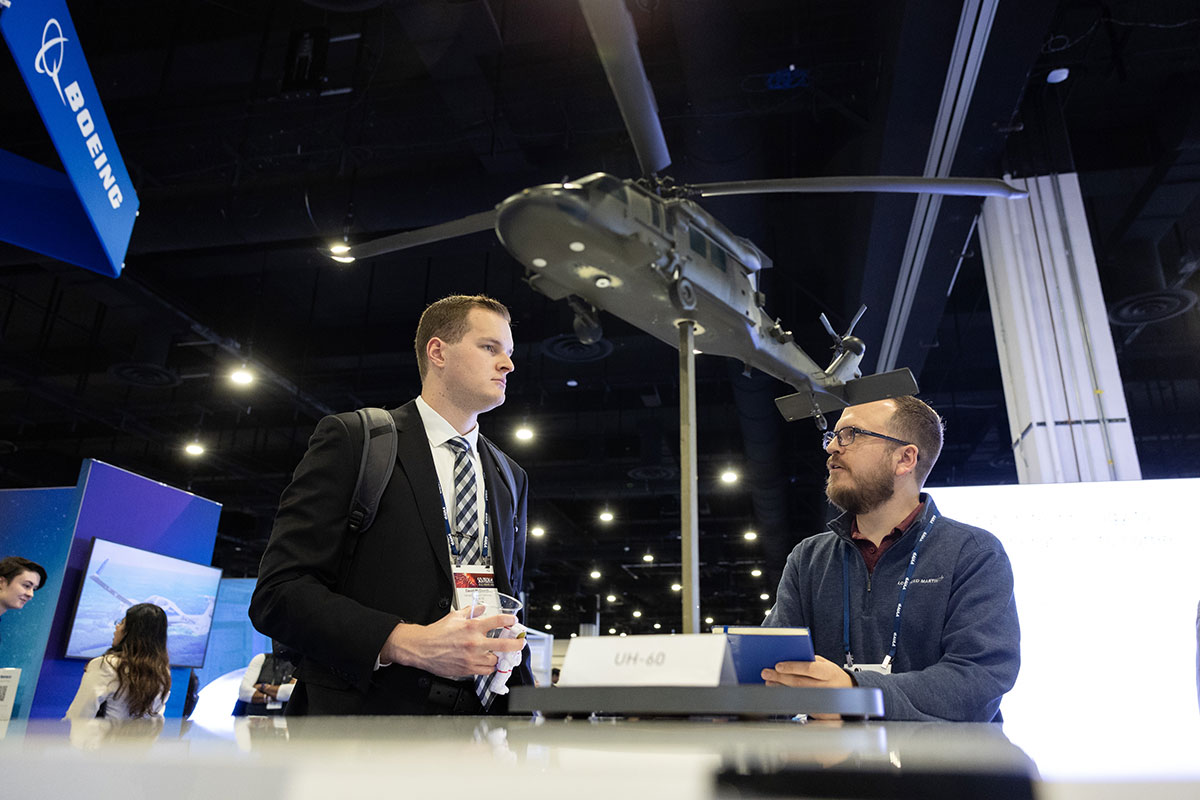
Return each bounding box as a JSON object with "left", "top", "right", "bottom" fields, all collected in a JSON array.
[{"left": 2, "top": 0, "right": 1199, "bottom": 635}]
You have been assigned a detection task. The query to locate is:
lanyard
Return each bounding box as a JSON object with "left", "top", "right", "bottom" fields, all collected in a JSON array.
[
  {"left": 436, "top": 475, "right": 490, "bottom": 567},
  {"left": 842, "top": 514, "right": 936, "bottom": 670}
]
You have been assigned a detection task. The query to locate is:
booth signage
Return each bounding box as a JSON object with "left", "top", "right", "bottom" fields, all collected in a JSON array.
[
  {"left": 0, "top": 0, "right": 139, "bottom": 277},
  {"left": 558, "top": 634, "right": 736, "bottom": 687}
]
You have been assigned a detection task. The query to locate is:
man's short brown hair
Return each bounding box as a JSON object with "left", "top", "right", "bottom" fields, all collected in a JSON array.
[
  {"left": 886, "top": 396, "right": 945, "bottom": 488},
  {"left": 414, "top": 295, "right": 511, "bottom": 381}
]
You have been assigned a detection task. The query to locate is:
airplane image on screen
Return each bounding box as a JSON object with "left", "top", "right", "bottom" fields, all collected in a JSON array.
[{"left": 89, "top": 558, "right": 217, "bottom": 637}]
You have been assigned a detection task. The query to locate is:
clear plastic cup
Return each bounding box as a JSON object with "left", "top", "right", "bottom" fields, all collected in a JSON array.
[{"left": 485, "top": 592, "right": 522, "bottom": 638}]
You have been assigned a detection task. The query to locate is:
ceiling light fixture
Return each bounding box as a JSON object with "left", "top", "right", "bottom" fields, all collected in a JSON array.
[
  {"left": 751, "top": 568, "right": 762, "bottom": 577},
  {"left": 642, "top": 552, "right": 654, "bottom": 563},
  {"left": 552, "top": 603, "right": 561, "bottom": 611},
  {"left": 230, "top": 365, "right": 254, "bottom": 386},
  {"left": 606, "top": 594, "right": 616, "bottom": 602},
  {"left": 759, "top": 593, "right": 770, "bottom": 601},
  {"left": 515, "top": 425, "right": 534, "bottom": 441},
  {"left": 670, "top": 583, "right": 681, "bottom": 592},
  {"left": 589, "top": 569, "right": 602, "bottom": 579},
  {"left": 184, "top": 440, "right": 205, "bottom": 457},
  {"left": 632, "top": 610, "right": 642, "bottom": 618},
  {"left": 531, "top": 526, "right": 545, "bottom": 537},
  {"left": 599, "top": 510, "right": 614, "bottom": 523},
  {"left": 704, "top": 617, "right": 714, "bottom": 625},
  {"left": 720, "top": 470, "right": 738, "bottom": 484},
  {"left": 743, "top": 530, "right": 758, "bottom": 541}
]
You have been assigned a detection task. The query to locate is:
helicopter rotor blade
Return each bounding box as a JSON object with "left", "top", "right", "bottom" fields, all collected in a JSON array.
[
  {"left": 342, "top": 209, "right": 498, "bottom": 261},
  {"left": 690, "top": 176, "right": 1028, "bottom": 199},
  {"left": 578, "top": 0, "right": 671, "bottom": 177}
]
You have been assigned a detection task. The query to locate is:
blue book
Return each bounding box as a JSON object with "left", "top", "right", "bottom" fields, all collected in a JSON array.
[{"left": 715, "top": 626, "right": 815, "bottom": 684}]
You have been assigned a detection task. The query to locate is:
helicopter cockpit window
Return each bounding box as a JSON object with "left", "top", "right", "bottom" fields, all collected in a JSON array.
[
  {"left": 689, "top": 228, "right": 707, "bottom": 258},
  {"left": 711, "top": 244, "right": 727, "bottom": 273}
]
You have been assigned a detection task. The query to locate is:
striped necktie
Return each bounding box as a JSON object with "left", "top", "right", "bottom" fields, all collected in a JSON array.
[{"left": 446, "top": 436, "right": 481, "bottom": 563}]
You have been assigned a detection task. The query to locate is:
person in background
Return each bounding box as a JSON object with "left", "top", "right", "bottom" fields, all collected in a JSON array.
[
  {"left": 234, "top": 641, "right": 298, "bottom": 716},
  {"left": 763, "top": 396, "right": 1020, "bottom": 721},
  {"left": 0, "top": 556, "right": 47, "bottom": 648},
  {"left": 64, "top": 603, "right": 171, "bottom": 720}
]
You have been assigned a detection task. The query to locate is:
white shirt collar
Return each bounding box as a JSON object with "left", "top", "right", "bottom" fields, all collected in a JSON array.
[{"left": 415, "top": 396, "right": 480, "bottom": 451}]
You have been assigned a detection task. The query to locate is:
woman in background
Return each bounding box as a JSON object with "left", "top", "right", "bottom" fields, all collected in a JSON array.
[{"left": 64, "top": 603, "right": 171, "bottom": 719}]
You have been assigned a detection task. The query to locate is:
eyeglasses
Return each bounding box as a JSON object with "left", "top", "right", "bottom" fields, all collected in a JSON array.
[{"left": 822, "top": 426, "right": 913, "bottom": 450}]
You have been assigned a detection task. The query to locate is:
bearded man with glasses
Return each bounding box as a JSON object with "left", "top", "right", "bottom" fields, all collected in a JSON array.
[{"left": 762, "top": 396, "right": 1020, "bottom": 722}]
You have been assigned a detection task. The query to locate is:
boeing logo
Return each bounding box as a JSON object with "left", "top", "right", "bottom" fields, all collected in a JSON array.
[
  {"left": 35, "top": 18, "right": 69, "bottom": 105},
  {"left": 29, "top": 16, "right": 126, "bottom": 210}
]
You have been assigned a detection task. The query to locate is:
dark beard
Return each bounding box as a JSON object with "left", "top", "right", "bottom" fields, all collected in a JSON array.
[{"left": 826, "top": 463, "right": 895, "bottom": 515}]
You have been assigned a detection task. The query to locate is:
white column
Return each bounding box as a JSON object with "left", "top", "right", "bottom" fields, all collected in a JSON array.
[{"left": 978, "top": 172, "right": 1141, "bottom": 483}]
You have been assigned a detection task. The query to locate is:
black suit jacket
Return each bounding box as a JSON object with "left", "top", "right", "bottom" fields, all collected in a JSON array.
[{"left": 249, "top": 400, "right": 531, "bottom": 714}]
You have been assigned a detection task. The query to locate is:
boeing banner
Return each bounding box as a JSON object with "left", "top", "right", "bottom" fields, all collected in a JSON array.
[{"left": 0, "top": 0, "right": 139, "bottom": 278}]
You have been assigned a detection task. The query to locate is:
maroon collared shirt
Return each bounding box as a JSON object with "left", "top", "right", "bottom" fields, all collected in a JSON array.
[{"left": 850, "top": 502, "right": 925, "bottom": 574}]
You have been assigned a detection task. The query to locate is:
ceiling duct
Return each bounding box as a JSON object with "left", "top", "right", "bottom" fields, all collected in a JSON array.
[{"left": 1107, "top": 238, "right": 1198, "bottom": 326}]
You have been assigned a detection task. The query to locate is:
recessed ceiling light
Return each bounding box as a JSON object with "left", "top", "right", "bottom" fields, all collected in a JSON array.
[
  {"left": 544, "top": 623, "right": 552, "bottom": 630},
  {"left": 720, "top": 470, "right": 738, "bottom": 484},
  {"left": 599, "top": 511, "right": 614, "bottom": 523},
  {"left": 670, "top": 583, "right": 681, "bottom": 592},
  {"left": 618, "top": 632, "right": 627, "bottom": 638},
  {"left": 552, "top": 603, "right": 561, "bottom": 611},
  {"left": 566, "top": 379, "right": 579, "bottom": 387},
  {"left": 531, "top": 526, "right": 545, "bottom": 537},
  {"left": 751, "top": 568, "right": 762, "bottom": 577},
  {"left": 589, "top": 569, "right": 602, "bottom": 579},
  {"left": 515, "top": 426, "right": 534, "bottom": 441},
  {"left": 653, "top": 622, "right": 661, "bottom": 630},
  {"left": 759, "top": 593, "right": 770, "bottom": 601},
  {"left": 632, "top": 610, "right": 642, "bottom": 618},
  {"left": 642, "top": 553, "right": 654, "bottom": 563},
  {"left": 606, "top": 594, "right": 616, "bottom": 602},
  {"left": 743, "top": 530, "right": 758, "bottom": 541},
  {"left": 608, "top": 627, "right": 616, "bottom": 635},
  {"left": 184, "top": 442, "right": 204, "bottom": 457},
  {"left": 704, "top": 617, "right": 714, "bottom": 625}
]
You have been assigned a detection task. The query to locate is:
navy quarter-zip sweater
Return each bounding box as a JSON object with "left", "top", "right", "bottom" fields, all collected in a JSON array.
[{"left": 765, "top": 494, "right": 1020, "bottom": 721}]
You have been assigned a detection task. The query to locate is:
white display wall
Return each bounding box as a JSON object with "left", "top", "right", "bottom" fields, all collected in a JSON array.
[{"left": 933, "top": 479, "right": 1200, "bottom": 780}]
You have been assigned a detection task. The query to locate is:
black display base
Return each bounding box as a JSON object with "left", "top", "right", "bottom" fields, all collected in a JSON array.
[{"left": 508, "top": 685, "right": 884, "bottom": 718}]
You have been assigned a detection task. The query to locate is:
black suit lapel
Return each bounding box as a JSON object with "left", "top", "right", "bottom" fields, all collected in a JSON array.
[
  {"left": 479, "top": 440, "right": 515, "bottom": 595},
  {"left": 392, "top": 402, "right": 454, "bottom": 588}
]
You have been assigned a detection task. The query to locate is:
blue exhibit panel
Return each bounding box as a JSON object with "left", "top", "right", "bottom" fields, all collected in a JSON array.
[
  {"left": 0, "top": 486, "right": 81, "bottom": 720},
  {"left": 30, "top": 460, "right": 221, "bottom": 719},
  {"left": 0, "top": 0, "right": 139, "bottom": 276}
]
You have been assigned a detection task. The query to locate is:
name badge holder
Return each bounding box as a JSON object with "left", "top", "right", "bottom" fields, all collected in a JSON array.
[{"left": 842, "top": 515, "right": 937, "bottom": 675}]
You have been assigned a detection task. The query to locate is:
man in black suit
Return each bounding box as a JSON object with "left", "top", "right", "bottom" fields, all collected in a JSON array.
[{"left": 250, "top": 295, "right": 530, "bottom": 715}]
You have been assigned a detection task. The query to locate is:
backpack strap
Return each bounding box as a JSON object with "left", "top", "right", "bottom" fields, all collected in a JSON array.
[{"left": 339, "top": 408, "right": 397, "bottom": 586}]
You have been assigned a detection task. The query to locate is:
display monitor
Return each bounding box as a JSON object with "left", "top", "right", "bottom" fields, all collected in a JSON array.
[{"left": 64, "top": 538, "right": 222, "bottom": 668}]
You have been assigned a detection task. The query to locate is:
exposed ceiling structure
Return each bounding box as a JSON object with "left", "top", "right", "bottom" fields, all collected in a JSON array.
[{"left": 2, "top": 0, "right": 1198, "bottom": 635}]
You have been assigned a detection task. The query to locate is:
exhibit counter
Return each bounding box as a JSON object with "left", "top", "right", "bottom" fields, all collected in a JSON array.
[{"left": 2, "top": 713, "right": 1197, "bottom": 799}]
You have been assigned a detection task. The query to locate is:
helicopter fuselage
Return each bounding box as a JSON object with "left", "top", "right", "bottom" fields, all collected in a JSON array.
[{"left": 494, "top": 172, "right": 860, "bottom": 395}]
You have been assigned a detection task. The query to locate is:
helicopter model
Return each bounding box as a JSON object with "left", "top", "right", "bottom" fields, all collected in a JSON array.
[{"left": 332, "top": 0, "right": 1026, "bottom": 427}]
